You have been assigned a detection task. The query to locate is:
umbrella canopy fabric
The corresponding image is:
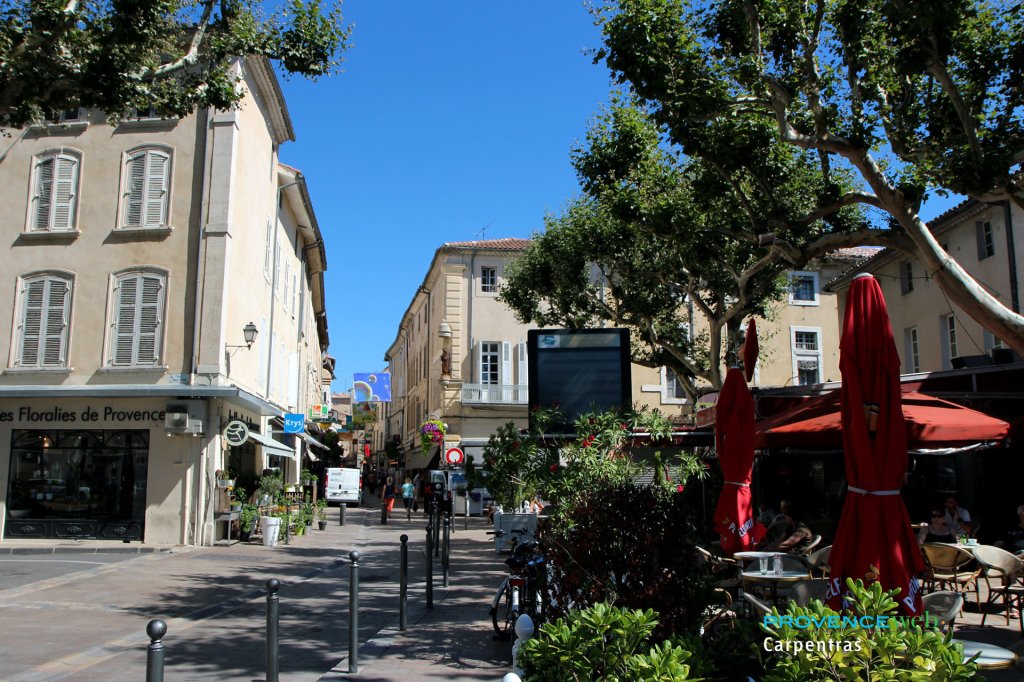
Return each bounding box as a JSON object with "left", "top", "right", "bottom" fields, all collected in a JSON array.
[
  {"left": 827, "top": 274, "right": 924, "bottom": 616},
  {"left": 713, "top": 367, "right": 765, "bottom": 555},
  {"left": 743, "top": 319, "right": 759, "bottom": 382},
  {"left": 754, "top": 389, "right": 1009, "bottom": 452}
]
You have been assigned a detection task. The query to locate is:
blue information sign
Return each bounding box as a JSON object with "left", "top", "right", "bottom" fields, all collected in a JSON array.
[{"left": 283, "top": 413, "right": 305, "bottom": 434}]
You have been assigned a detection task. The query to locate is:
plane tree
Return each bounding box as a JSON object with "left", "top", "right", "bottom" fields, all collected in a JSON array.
[
  {"left": 0, "top": 0, "right": 350, "bottom": 128},
  {"left": 594, "top": 0, "right": 1024, "bottom": 354},
  {"left": 500, "top": 102, "right": 871, "bottom": 400}
]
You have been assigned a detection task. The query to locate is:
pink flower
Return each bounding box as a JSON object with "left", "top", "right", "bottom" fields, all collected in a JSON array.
[{"left": 676, "top": 484, "right": 685, "bottom": 493}]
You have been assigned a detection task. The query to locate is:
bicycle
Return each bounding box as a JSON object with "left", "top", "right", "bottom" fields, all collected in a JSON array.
[{"left": 488, "top": 529, "right": 546, "bottom": 638}]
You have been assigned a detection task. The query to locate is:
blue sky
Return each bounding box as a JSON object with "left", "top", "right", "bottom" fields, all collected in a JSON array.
[
  {"left": 275, "top": 1, "right": 960, "bottom": 393},
  {"left": 276, "top": 1, "right": 613, "bottom": 391}
]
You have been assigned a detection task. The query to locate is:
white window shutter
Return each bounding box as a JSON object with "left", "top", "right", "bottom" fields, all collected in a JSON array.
[
  {"left": 42, "top": 279, "right": 70, "bottom": 366},
  {"left": 112, "top": 275, "right": 139, "bottom": 365},
  {"left": 501, "top": 341, "right": 511, "bottom": 384},
  {"left": 136, "top": 274, "right": 164, "bottom": 364},
  {"left": 517, "top": 341, "right": 528, "bottom": 385},
  {"left": 19, "top": 280, "right": 45, "bottom": 365},
  {"left": 143, "top": 151, "right": 169, "bottom": 226},
  {"left": 32, "top": 157, "right": 55, "bottom": 230},
  {"left": 473, "top": 340, "right": 480, "bottom": 383},
  {"left": 124, "top": 153, "right": 145, "bottom": 227},
  {"left": 52, "top": 155, "right": 77, "bottom": 231}
]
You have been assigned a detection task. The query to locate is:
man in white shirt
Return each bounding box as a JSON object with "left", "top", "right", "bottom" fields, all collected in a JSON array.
[{"left": 944, "top": 495, "right": 973, "bottom": 536}]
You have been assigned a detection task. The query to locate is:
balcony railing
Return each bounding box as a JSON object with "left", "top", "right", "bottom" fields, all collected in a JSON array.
[{"left": 461, "top": 383, "right": 528, "bottom": 405}]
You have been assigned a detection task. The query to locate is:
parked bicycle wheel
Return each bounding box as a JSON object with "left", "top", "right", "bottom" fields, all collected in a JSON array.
[{"left": 490, "top": 578, "right": 517, "bottom": 636}]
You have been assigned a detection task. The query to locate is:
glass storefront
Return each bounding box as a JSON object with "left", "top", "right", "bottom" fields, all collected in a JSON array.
[{"left": 5, "top": 429, "right": 149, "bottom": 540}]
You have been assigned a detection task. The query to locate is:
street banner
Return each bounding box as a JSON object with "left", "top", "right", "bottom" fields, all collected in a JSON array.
[{"left": 353, "top": 372, "right": 391, "bottom": 402}]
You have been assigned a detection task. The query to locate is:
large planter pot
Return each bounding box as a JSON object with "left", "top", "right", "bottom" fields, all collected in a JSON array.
[
  {"left": 318, "top": 520, "right": 327, "bottom": 531},
  {"left": 239, "top": 527, "right": 251, "bottom": 543},
  {"left": 261, "top": 516, "right": 281, "bottom": 547}
]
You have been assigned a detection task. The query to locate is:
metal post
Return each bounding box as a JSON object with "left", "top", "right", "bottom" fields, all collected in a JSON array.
[
  {"left": 433, "top": 500, "right": 441, "bottom": 557},
  {"left": 442, "top": 515, "right": 451, "bottom": 587},
  {"left": 265, "top": 579, "right": 280, "bottom": 682},
  {"left": 145, "top": 619, "right": 166, "bottom": 682},
  {"left": 399, "top": 534, "right": 409, "bottom": 631},
  {"left": 425, "top": 522, "right": 434, "bottom": 608},
  {"left": 348, "top": 550, "right": 360, "bottom": 674},
  {"left": 339, "top": 503, "right": 345, "bottom": 526},
  {"left": 380, "top": 498, "right": 388, "bottom": 524},
  {"left": 284, "top": 507, "right": 290, "bottom": 545}
]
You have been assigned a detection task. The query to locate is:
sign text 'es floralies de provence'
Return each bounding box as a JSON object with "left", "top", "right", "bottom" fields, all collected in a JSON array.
[{"left": 0, "top": 405, "right": 167, "bottom": 423}]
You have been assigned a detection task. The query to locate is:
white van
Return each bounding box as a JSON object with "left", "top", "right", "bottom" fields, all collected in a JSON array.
[{"left": 325, "top": 468, "right": 362, "bottom": 506}]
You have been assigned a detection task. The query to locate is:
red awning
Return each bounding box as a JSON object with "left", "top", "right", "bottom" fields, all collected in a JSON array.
[{"left": 755, "top": 389, "right": 1009, "bottom": 452}]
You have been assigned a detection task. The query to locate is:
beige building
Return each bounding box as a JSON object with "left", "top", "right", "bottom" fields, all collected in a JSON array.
[
  {"left": 0, "top": 58, "right": 331, "bottom": 545},
  {"left": 380, "top": 239, "right": 866, "bottom": 468},
  {"left": 828, "top": 200, "right": 1023, "bottom": 373}
]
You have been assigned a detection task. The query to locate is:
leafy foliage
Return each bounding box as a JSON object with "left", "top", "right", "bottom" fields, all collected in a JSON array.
[
  {"left": 761, "top": 579, "right": 980, "bottom": 681},
  {"left": 0, "top": 0, "right": 351, "bottom": 128},
  {"left": 517, "top": 603, "right": 701, "bottom": 682}
]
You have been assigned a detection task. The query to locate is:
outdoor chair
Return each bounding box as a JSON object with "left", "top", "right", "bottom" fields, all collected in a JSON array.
[
  {"left": 798, "top": 534, "right": 823, "bottom": 556},
  {"left": 701, "top": 588, "right": 737, "bottom": 634},
  {"left": 788, "top": 578, "right": 831, "bottom": 607},
  {"left": 742, "top": 591, "right": 773, "bottom": 617},
  {"left": 921, "top": 590, "right": 963, "bottom": 633},
  {"left": 696, "top": 546, "right": 742, "bottom": 595},
  {"left": 921, "top": 543, "right": 979, "bottom": 604},
  {"left": 971, "top": 544, "right": 1024, "bottom": 630},
  {"left": 807, "top": 544, "right": 832, "bottom": 578}
]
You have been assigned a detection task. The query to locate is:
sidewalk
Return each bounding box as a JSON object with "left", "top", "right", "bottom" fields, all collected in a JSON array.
[{"left": 0, "top": 503, "right": 513, "bottom": 681}]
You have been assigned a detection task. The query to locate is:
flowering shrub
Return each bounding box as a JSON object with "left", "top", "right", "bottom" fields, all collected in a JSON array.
[{"left": 419, "top": 417, "right": 446, "bottom": 454}]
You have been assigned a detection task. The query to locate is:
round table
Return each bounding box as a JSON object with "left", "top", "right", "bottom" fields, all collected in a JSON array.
[
  {"left": 741, "top": 570, "right": 810, "bottom": 605},
  {"left": 734, "top": 551, "right": 784, "bottom": 560},
  {"left": 954, "top": 639, "right": 1018, "bottom": 670}
]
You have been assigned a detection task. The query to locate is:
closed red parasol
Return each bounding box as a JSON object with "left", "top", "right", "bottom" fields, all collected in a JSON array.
[
  {"left": 713, "top": 366, "right": 765, "bottom": 555},
  {"left": 742, "top": 319, "right": 759, "bottom": 382},
  {"left": 827, "top": 274, "right": 924, "bottom": 615}
]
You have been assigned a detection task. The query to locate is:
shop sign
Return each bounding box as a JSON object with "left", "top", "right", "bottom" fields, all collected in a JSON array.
[
  {"left": 1, "top": 405, "right": 166, "bottom": 424},
  {"left": 223, "top": 420, "right": 250, "bottom": 446},
  {"left": 283, "top": 413, "right": 305, "bottom": 433}
]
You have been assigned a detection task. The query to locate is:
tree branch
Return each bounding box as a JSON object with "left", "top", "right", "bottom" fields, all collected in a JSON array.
[{"left": 143, "top": 0, "right": 217, "bottom": 79}]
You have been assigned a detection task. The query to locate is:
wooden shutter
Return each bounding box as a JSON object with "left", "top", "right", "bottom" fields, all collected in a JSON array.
[
  {"left": 52, "top": 155, "right": 77, "bottom": 230},
  {"left": 124, "top": 153, "right": 145, "bottom": 226},
  {"left": 18, "top": 280, "right": 45, "bottom": 365},
  {"left": 136, "top": 274, "right": 164, "bottom": 364},
  {"left": 42, "top": 278, "right": 70, "bottom": 365},
  {"left": 517, "top": 341, "right": 528, "bottom": 385},
  {"left": 112, "top": 274, "right": 139, "bottom": 365},
  {"left": 19, "top": 277, "right": 70, "bottom": 367},
  {"left": 501, "top": 341, "right": 511, "bottom": 385},
  {"left": 32, "top": 157, "right": 54, "bottom": 230},
  {"left": 143, "top": 151, "right": 169, "bottom": 226}
]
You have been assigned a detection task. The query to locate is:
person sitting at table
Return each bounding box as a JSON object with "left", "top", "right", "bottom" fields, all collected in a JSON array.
[
  {"left": 944, "top": 495, "right": 973, "bottom": 537},
  {"left": 995, "top": 504, "right": 1024, "bottom": 554},
  {"left": 762, "top": 503, "right": 814, "bottom": 554},
  {"left": 918, "top": 508, "right": 956, "bottom": 544}
]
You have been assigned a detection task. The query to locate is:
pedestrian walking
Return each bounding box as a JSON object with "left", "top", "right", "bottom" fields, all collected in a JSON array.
[
  {"left": 401, "top": 477, "right": 415, "bottom": 520},
  {"left": 383, "top": 476, "right": 397, "bottom": 519}
]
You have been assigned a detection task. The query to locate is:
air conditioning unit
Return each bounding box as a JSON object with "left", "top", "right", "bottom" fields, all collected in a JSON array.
[{"left": 165, "top": 401, "right": 205, "bottom": 435}]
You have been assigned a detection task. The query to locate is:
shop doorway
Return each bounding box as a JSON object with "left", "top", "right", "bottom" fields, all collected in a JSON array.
[{"left": 5, "top": 429, "right": 149, "bottom": 540}]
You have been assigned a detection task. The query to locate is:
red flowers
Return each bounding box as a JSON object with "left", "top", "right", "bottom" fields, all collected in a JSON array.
[
  {"left": 581, "top": 435, "right": 595, "bottom": 448},
  {"left": 676, "top": 484, "right": 685, "bottom": 493},
  {"left": 549, "top": 464, "right": 559, "bottom": 473}
]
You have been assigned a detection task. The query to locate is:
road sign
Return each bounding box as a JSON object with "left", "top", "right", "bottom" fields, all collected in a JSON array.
[
  {"left": 223, "top": 420, "right": 249, "bottom": 447},
  {"left": 444, "top": 447, "right": 465, "bottom": 465}
]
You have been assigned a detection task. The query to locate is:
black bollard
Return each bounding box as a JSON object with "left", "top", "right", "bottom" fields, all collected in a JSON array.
[
  {"left": 265, "top": 579, "right": 280, "bottom": 682},
  {"left": 442, "top": 515, "right": 451, "bottom": 587},
  {"left": 380, "top": 499, "right": 388, "bottom": 524},
  {"left": 339, "top": 503, "right": 345, "bottom": 526},
  {"left": 145, "top": 619, "right": 166, "bottom": 682},
  {"left": 348, "top": 550, "right": 360, "bottom": 674},
  {"left": 433, "top": 501, "right": 441, "bottom": 557},
  {"left": 425, "top": 522, "right": 434, "bottom": 608},
  {"left": 399, "top": 534, "right": 409, "bottom": 631}
]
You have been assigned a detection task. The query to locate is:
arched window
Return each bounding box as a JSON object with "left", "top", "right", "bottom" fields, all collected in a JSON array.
[
  {"left": 28, "top": 149, "right": 81, "bottom": 232},
  {"left": 13, "top": 272, "right": 74, "bottom": 368}
]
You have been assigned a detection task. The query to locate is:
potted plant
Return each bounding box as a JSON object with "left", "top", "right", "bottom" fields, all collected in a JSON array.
[
  {"left": 301, "top": 502, "right": 315, "bottom": 532},
  {"left": 229, "top": 486, "right": 245, "bottom": 512},
  {"left": 215, "top": 469, "right": 235, "bottom": 489},
  {"left": 256, "top": 472, "right": 283, "bottom": 505},
  {"left": 239, "top": 504, "right": 258, "bottom": 542},
  {"left": 301, "top": 469, "right": 318, "bottom": 486},
  {"left": 316, "top": 499, "right": 328, "bottom": 530}
]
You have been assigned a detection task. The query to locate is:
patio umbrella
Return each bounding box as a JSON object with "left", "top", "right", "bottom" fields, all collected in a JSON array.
[
  {"left": 712, "top": 366, "right": 765, "bottom": 555},
  {"left": 828, "top": 274, "right": 924, "bottom": 615},
  {"left": 742, "top": 318, "right": 759, "bottom": 382}
]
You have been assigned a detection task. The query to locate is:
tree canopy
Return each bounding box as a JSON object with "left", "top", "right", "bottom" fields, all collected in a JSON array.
[
  {"left": 0, "top": 0, "right": 350, "bottom": 128},
  {"left": 593, "top": 0, "right": 1024, "bottom": 354}
]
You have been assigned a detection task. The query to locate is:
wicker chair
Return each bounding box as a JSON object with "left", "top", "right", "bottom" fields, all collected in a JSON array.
[
  {"left": 971, "top": 544, "right": 1024, "bottom": 629},
  {"left": 921, "top": 590, "right": 963, "bottom": 633},
  {"left": 742, "top": 591, "right": 773, "bottom": 617},
  {"left": 798, "top": 534, "right": 823, "bottom": 556},
  {"left": 921, "top": 543, "right": 979, "bottom": 603}
]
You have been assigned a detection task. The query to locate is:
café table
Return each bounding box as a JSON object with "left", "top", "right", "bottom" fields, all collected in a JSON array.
[
  {"left": 741, "top": 569, "right": 810, "bottom": 605},
  {"left": 954, "top": 639, "right": 1018, "bottom": 670}
]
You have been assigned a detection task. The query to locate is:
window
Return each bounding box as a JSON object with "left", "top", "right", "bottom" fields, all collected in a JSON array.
[
  {"left": 479, "top": 342, "right": 500, "bottom": 384},
  {"left": 791, "top": 327, "right": 822, "bottom": 386},
  {"left": 109, "top": 270, "right": 166, "bottom": 366},
  {"left": 788, "top": 272, "right": 818, "bottom": 305},
  {"left": 665, "top": 367, "right": 687, "bottom": 402},
  {"left": 984, "top": 330, "right": 1005, "bottom": 352},
  {"left": 904, "top": 327, "right": 920, "bottom": 373},
  {"left": 977, "top": 221, "right": 995, "bottom": 260},
  {"left": 900, "top": 261, "right": 914, "bottom": 294},
  {"left": 944, "top": 315, "right": 958, "bottom": 362},
  {"left": 264, "top": 221, "right": 273, "bottom": 282},
  {"left": 28, "top": 149, "right": 80, "bottom": 232},
  {"left": 120, "top": 147, "right": 171, "bottom": 229},
  {"left": 481, "top": 266, "right": 497, "bottom": 293},
  {"left": 13, "top": 273, "right": 73, "bottom": 368}
]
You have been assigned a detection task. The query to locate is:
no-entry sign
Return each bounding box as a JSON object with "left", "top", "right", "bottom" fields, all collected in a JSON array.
[{"left": 444, "top": 447, "right": 465, "bottom": 465}]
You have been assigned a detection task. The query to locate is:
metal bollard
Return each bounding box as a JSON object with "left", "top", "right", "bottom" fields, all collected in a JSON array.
[
  {"left": 380, "top": 500, "right": 388, "bottom": 524},
  {"left": 145, "top": 619, "right": 166, "bottom": 682},
  {"left": 425, "top": 523, "right": 434, "bottom": 608},
  {"left": 442, "top": 516, "right": 451, "bottom": 587},
  {"left": 265, "top": 579, "right": 280, "bottom": 682},
  {"left": 284, "top": 508, "right": 290, "bottom": 545},
  {"left": 348, "top": 550, "right": 360, "bottom": 674},
  {"left": 339, "top": 503, "right": 345, "bottom": 526},
  {"left": 399, "top": 534, "right": 408, "bottom": 630},
  {"left": 433, "top": 502, "right": 441, "bottom": 557}
]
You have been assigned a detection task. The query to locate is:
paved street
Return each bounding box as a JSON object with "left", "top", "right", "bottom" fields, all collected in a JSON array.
[{"left": 0, "top": 504, "right": 511, "bottom": 681}]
